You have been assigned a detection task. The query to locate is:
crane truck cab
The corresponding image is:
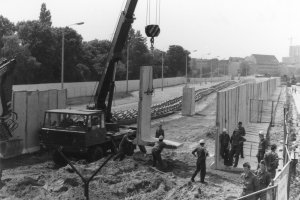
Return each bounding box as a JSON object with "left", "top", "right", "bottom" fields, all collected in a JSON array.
[{"left": 40, "top": 109, "right": 136, "bottom": 165}]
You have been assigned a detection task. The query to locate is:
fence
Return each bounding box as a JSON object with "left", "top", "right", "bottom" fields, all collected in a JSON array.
[{"left": 237, "top": 89, "right": 292, "bottom": 200}]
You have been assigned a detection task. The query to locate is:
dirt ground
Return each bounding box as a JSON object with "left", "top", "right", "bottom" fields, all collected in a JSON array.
[{"left": 0, "top": 83, "right": 244, "bottom": 200}]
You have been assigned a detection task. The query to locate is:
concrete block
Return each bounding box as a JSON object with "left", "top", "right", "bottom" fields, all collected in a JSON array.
[
  {"left": 182, "top": 86, "right": 195, "bottom": 116},
  {"left": 12, "top": 91, "right": 27, "bottom": 152},
  {"left": 136, "top": 66, "right": 153, "bottom": 144},
  {"left": 26, "top": 91, "right": 40, "bottom": 153}
]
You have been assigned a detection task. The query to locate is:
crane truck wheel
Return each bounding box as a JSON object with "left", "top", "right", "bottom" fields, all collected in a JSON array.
[
  {"left": 52, "top": 150, "right": 67, "bottom": 167},
  {"left": 87, "top": 146, "right": 104, "bottom": 162}
]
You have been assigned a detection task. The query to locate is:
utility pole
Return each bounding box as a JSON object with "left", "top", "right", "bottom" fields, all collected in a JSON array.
[
  {"left": 161, "top": 52, "right": 164, "bottom": 91},
  {"left": 126, "top": 42, "right": 129, "bottom": 94}
]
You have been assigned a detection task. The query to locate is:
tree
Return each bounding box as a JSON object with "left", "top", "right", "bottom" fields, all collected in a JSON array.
[
  {"left": 126, "top": 29, "right": 150, "bottom": 79},
  {"left": 81, "top": 39, "right": 111, "bottom": 78},
  {"left": 0, "top": 15, "right": 15, "bottom": 49},
  {"left": 39, "top": 3, "right": 52, "bottom": 26},
  {"left": 165, "top": 45, "right": 190, "bottom": 77},
  {"left": 1, "top": 34, "right": 41, "bottom": 84}
]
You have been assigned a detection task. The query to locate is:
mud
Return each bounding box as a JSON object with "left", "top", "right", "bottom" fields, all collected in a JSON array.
[{"left": 0, "top": 83, "right": 244, "bottom": 200}]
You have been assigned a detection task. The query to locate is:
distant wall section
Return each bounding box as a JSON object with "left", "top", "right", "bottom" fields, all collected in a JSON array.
[
  {"left": 12, "top": 89, "right": 67, "bottom": 154},
  {"left": 13, "top": 76, "right": 230, "bottom": 99},
  {"left": 214, "top": 77, "right": 280, "bottom": 170}
]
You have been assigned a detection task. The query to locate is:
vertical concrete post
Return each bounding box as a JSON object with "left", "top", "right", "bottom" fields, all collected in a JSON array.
[
  {"left": 182, "top": 86, "right": 195, "bottom": 116},
  {"left": 136, "top": 66, "right": 153, "bottom": 145}
]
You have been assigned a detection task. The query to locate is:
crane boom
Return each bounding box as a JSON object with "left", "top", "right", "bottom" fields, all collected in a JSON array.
[{"left": 95, "top": 0, "right": 138, "bottom": 122}]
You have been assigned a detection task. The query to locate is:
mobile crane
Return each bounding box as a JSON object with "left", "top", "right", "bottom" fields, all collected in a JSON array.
[
  {"left": 40, "top": 0, "right": 143, "bottom": 165},
  {"left": 0, "top": 58, "right": 18, "bottom": 141}
]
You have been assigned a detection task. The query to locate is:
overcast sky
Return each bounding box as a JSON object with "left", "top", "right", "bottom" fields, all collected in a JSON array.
[{"left": 1, "top": 0, "right": 300, "bottom": 61}]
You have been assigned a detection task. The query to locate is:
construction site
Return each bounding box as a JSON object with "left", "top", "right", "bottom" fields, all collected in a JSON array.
[{"left": 1, "top": 0, "right": 300, "bottom": 200}]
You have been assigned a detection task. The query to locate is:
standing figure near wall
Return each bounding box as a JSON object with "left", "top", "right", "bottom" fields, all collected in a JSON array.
[
  {"left": 240, "top": 162, "right": 258, "bottom": 200},
  {"left": 191, "top": 139, "right": 209, "bottom": 183},
  {"left": 263, "top": 144, "right": 279, "bottom": 179},
  {"left": 229, "top": 128, "right": 246, "bottom": 167},
  {"left": 219, "top": 128, "right": 231, "bottom": 166},
  {"left": 256, "top": 131, "right": 267, "bottom": 168},
  {"left": 255, "top": 160, "right": 271, "bottom": 200},
  {"left": 155, "top": 123, "right": 165, "bottom": 138},
  {"left": 238, "top": 122, "right": 246, "bottom": 158}
]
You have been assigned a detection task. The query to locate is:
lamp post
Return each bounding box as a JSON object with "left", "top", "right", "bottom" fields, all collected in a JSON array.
[
  {"left": 161, "top": 51, "right": 164, "bottom": 91},
  {"left": 61, "top": 22, "right": 84, "bottom": 90},
  {"left": 186, "top": 50, "right": 197, "bottom": 85}
]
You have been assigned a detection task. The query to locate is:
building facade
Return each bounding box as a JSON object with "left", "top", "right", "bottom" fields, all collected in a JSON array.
[{"left": 245, "top": 54, "right": 280, "bottom": 76}]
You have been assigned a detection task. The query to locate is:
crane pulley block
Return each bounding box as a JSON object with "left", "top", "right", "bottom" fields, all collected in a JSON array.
[{"left": 145, "top": 24, "right": 160, "bottom": 38}]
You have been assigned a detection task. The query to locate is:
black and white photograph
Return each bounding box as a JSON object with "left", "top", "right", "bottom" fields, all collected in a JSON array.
[{"left": 0, "top": 0, "right": 300, "bottom": 199}]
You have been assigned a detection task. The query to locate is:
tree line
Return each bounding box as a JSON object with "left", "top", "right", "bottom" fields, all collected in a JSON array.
[{"left": 0, "top": 3, "right": 192, "bottom": 85}]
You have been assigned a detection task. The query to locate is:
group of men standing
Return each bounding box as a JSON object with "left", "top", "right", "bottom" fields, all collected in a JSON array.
[
  {"left": 219, "top": 122, "right": 279, "bottom": 199},
  {"left": 220, "top": 121, "right": 246, "bottom": 167},
  {"left": 241, "top": 143, "right": 279, "bottom": 200}
]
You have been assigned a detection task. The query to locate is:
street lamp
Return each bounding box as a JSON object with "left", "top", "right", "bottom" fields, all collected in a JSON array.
[
  {"left": 186, "top": 50, "right": 197, "bottom": 85},
  {"left": 61, "top": 22, "right": 84, "bottom": 89},
  {"left": 161, "top": 51, "right": 164, "bottom": 91}
]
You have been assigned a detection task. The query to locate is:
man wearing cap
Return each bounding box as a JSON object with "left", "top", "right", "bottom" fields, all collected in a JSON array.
[
  {"left": 191, "top": 139, "right": 209, "bottom": 183},
  {"left": 264, "top": 144, "right": 279, "bottom": 178},
  {"left": 238, "top": 122, "right": 246, "bottom": 158},
  {"left": 155, "top": 123, "right": 165, "bottom": 139},
  {"left": 255, "top": 160, "right": 271, "bottom": 200},
  {"left": 256, "top": 131, "right": 267, "bottom": 168},
  {"left": 240, "top": 162, "right": 258, "bottom": 200},
  {"left": 220, "top": 128, "right": 231, "bottom": 166},
  {"left": 152, "top": 135, "right": 167, "bottom": 167},
  {"left": 229, "top": 128, "right": 246, "bottom": 167}
]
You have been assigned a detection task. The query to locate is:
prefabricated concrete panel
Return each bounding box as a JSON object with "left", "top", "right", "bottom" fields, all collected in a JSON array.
[
  {"left": 38, "top": 91, "right": 49, "bottom": 127},
  {"left": 48, "top": 90, "right": 58, "bottom": 109},
  {"left": 26, "top": 91, "right": 40, "bottom": 153},
  {"left": 57, "top": 89, "right": 67, "bottom": 109},
  {"left": 182, "top": 87, "right": 195, "bottom": 116},
  {"left": 136, "top": 66, "right": 153, "bottom": 144},
  {"left": 12, "top": 91, "right": 27, "bottom": 152}
]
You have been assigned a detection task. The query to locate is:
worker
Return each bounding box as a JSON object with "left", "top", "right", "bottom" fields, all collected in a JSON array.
[
  {"left": 219, "top": 128, "right": 230, "bottom": 166},
  {"left": 263, "top": 144, "right": 279, "bottom": 179},
  {"left": 191, "top": 139, "right": 209, "bottom": 183},
  {"left": 238, "top": 122, "right": 246, "bottom": 158},
  {"left": 255, "top": 160, "right": 271, "bottom": 200},
  {"left": 152, "top": 135, "right": 167, "bottom": 167},
  {"left": 240, "top": 162, "right": 258, "bottom": 200},
  {"left": 256, "top": 131, "right": 267, "bottom": 168},
  {"left": 113, "top": 132, "right": 134, "bottom": 161},
  {"left": 229, "top": 128, "right": 246, "bottom": 167},
  {"left": 155, "top": 123, "right": 165, "bottom": 138}
]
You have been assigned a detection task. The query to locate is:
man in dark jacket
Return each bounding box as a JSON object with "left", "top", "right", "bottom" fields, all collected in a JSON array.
[
  {"left": 264, "top": 144, "right": 279, "bottom": 179},
  {"left": 238, "top": 122, "right": 246, "bottom": 158},
  {"left": 229, "top": 128, "right": 246, "bottom": 167},
  {"left": 220, "top": 128, "right": 231, "bottom": 166},
  {"left": 155, "top": 123, "right": 165, "bottom": 138},
  {"left": 152, "top": 135, "right": 167, "bottom": 167},
  {"left": 240, "top": 162, "right": 258, "bottom": 200},
  {"left": 191, "top": 139, "right": 209, "bottom": 183},
  {"left": 255, "top": 160, "right": 271, "bottom": 200},
  {"left": 113, "top": 132, "right": 134, "bottom": 161},
  {"left": 256, "top": 131, "right": 267, "bottom": 168}
]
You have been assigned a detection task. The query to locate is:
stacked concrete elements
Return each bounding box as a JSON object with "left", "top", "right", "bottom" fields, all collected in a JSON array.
[
  {"left": 214, "top": 78, "right": 280, "bottom": 169},
  {"left": 182, "top": 86, "right": 195, "bottom": 116},
  {"left": 7, "top": 90, "right": 66, "bottom": 156},
  {"left": 13, "top": 76, "right": 230, "bottom": 99}
]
